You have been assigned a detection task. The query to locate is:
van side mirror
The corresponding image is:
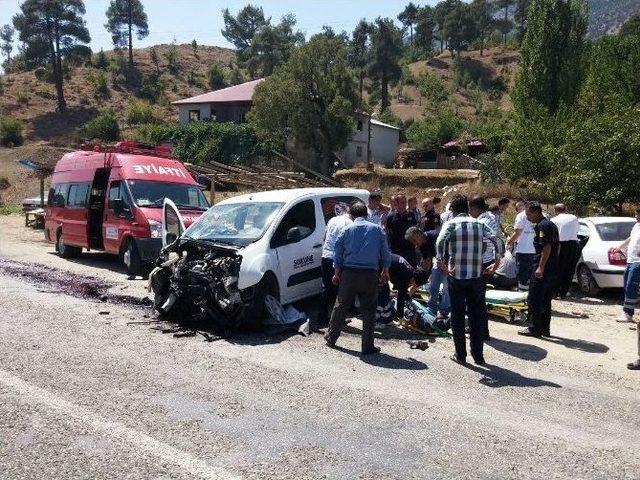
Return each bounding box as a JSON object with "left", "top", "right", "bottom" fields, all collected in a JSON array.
[{"left": 286, "top": 226, "right": 302, "bottom": 243}]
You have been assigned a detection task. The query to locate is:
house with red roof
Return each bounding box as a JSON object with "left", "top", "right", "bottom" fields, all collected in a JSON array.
[{"left": 172, "top": 78, "right": 400, "bottom": 168}]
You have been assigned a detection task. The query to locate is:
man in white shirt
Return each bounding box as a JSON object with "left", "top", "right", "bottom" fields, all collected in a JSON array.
[
  {"left": 366, "top": 191, "right": 389, "bottom": 226},
  {"left": 614, "top": 204, "right": 640, "bottom": 370},
  {"left": 551, "top": 203, "right": 580, "bottom": 298},
  {"left": 507, "top": 200, "right": 536, "bottom": 290},
  {"left": 318, "top": 206, "right": 353, "bottom": 329}
]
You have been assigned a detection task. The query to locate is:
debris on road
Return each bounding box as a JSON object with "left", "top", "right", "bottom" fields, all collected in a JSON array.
[{"left": 149, "top": 241, "right": 247, "bottom": 335}]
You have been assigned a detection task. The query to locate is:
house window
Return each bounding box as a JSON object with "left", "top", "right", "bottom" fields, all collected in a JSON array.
[
  {"left": 357, "top": 120, "right": 363, "bottom": 131},
  {"left": 356, "top": 146, "right": 363, "bottom": 157},
  {"left": 188, "top": 109, "right": 200, "bottom": 122},
  {"left": 211, "top": 110, "right": 218, "bottom": 121}
]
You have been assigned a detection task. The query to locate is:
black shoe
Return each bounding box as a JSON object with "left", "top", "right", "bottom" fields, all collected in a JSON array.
[
  {"left": 473, "top": 356, "right": 486, "bottom": 366},
  {"left": 450, "top": 354, "right": 467, "bottom": 365},
  {"left": 627, "top": 360, "right": 640, "bottom": 370},
  {"left": 518, "top": 328, "right": 541, "bottom": 338},
  {"left": 324, "top": 334, "right": 336, "bottom": 348},
  {"left": 361, "top": 346, "right": 381, "bottom": 356},
  {"left": 541, "top": 331, "right": 550, "bottom": 337}
]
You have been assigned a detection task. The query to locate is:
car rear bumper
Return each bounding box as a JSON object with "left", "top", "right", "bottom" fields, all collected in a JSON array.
[
  {"left": 134, "top": 238, "right": 162, "bottom": 262},
  {"left": 592, "top": 266, "right": 625, "bottom": 289}
]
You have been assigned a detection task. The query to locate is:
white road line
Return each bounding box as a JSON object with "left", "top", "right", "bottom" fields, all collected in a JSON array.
[{"left": 0, "top": 368, "right": 240, "bottom": 480}]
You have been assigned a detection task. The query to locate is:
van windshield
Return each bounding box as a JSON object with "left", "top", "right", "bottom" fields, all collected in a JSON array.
[
  {"left": 126, "top": 180, "right": 209, "bottom": 210},
  {"left": 185, "top": 202, "right": 284, "bottom": 247}
]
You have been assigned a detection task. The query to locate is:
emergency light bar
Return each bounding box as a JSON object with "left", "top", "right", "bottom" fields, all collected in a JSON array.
[{"left": 82, "top": 140, "right": 174, "bottom": 158}]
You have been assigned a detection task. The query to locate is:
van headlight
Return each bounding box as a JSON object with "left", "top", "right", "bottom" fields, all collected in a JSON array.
[{"left": 149, "top": 220, "right": 162, "bottom": 239}]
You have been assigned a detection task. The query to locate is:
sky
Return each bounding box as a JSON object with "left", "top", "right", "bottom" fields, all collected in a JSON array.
[{"left": 0, "top": 0, "right": 438, "bottom": 52}]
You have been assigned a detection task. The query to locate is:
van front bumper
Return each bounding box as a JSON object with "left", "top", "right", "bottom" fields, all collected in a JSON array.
[{"left": 134, "top": 238, "right": 163, "bottom": 262}]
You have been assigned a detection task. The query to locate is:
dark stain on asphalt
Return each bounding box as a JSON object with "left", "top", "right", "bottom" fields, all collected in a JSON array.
[{"left": 0, "top": 258, "right": 152, "bottom": 308}]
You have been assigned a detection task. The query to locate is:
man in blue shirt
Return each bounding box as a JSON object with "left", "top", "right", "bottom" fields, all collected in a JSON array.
[{"left": 326, "top": 201, "right": 392, "bottom": 355}]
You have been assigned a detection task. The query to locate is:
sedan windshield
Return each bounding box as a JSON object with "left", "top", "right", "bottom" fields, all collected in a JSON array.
[
  {"left": 126, "top": 180, "right": 209, "bottom": 210},
  {"left": 185, "top": 202, "right": 284, "bottom": 247},
  {"left": 595, "top": 222, "right": 635, "bottom": 241}
]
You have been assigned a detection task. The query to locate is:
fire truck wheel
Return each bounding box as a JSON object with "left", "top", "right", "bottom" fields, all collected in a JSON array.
[
  {"left": 121, "top": 239, "right": 142, "bottom": 277},
  {"left": 56, "top": 232, "right": 81, "bottom": 258}
]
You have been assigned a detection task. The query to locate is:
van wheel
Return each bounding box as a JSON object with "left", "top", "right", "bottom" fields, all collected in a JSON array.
[
  {"left": 56, "top": 232, "right": 81, "bottom": 258},
  {"left": 577, "top": 265, "right": 601, "bottom": 296},
  {"left": 241, "top": 273, "right": 279, "bottom": 330},
  {"left": 121, "top": 239, "right": 142, "bottom": 277}
]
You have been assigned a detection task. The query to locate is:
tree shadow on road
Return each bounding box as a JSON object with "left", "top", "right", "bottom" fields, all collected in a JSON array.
[
  {"left": 331, "top": 345, "right": 428, "bottom": 371},
  {"left": 467, "top": 363, "right": 561, "bottom": 389},
  {"left": 542, "top": 335, "right": 609, "bottom": 354},
  {"left": 487, "top": 337, "right": 548, "bottom": 362}
]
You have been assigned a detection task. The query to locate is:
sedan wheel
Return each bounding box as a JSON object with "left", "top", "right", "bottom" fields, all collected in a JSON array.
[{"left": 577, "top": 265, "right": 601, "bottom": 296}]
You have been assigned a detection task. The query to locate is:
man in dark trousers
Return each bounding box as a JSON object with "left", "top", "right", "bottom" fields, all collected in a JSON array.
[
  {"left": 326, "top": 201, "right": 391, "bottom": 355},
  {"left": 436, "top": 195, "right": 502, "bottom": 366},
  {"left": 386, "top": 194, "right": 418, "bottom": 266},
  {"left": 519, "top": 201, "right": 560, "bottom": 338},
  {"left": 551, "top": 203, "right": 580, "bottom": 298}
]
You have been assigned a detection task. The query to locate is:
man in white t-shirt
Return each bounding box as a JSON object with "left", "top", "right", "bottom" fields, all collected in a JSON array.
[
  {"left": 551, "top": 204, "right": 580, "bottom": 298},
  {"left": 318, "top": 207, "right": 353, "bottom": 329},
  {"left": 614, "top": 204, "right": 640, "bottom": 370},
  {"left": 507, "top": 200, "right": 536, "bottom": 290}
]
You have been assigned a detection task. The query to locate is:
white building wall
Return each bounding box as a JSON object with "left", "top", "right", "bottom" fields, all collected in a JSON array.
[
  {"left": 178, "top": 103, "right": 212, "bottom": 124},
  {"left": 342, "top": 117, "right": 399, "bottom": 167}
]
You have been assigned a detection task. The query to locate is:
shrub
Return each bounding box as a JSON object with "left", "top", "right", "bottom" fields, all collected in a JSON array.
[
  {"left": 33, "top": 86, "right": 55, "bottom": 100},
  {"left": 125, "top": 99, "right": 160, "bottom": 125},
  {"left": 228, "top": 66, "right": 245, "bottom": 86},
  {"left": 0, "top": 116, "right": 25, "bottom": 147},
  {"left": 16, "top": 91, "right": 29, "bottom": 104},
  {"left": 78, "top": 110, "right": 120, "bottom": 141},
  {"left": 94, "top": 49, "right": 109, "bottom": 70},
  {"left": 165, "top": 42, "right": 178, "bottom": 74},
  {"left": 405, "top": 111, "right": 465, "bottom": 150},
  {"left": 418, "top": 72, "right": 450, "bottom": 105},
  {"left": 150, "top": 47, "right": 160, "bottom": 71},
  {"left": 138, "top": 72, "right": 167, "bottom": 102},
  {"left": 88, "top": 71, "right": 110, "bottom": 99},
  {"left": 137, "top": 121, "right": 267, "bottom": 165},
  {"left": 207, "top": 64, "right": 227, "bottom": 90}
]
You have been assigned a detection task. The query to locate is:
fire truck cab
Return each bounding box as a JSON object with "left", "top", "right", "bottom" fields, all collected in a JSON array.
[{"left": 45, "top": 141, "right": 209, "bottom": 275}]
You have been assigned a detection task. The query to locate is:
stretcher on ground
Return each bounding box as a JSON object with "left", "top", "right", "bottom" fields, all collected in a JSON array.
[{"left": 485, "top": 289, "right": 529, "bottom": 323}]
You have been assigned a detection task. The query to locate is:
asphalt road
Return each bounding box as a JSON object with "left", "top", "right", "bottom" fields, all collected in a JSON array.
[{"left": 1, "top": 216, "right": 639, "bottom": 479}]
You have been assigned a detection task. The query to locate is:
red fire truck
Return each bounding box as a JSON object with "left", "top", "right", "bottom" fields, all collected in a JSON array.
[{"left": 45, "top": 141, "right": 209, "bottom": 275}]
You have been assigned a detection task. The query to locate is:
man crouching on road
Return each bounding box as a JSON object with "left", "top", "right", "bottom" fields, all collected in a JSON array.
[{"left": 325, "top": 201, "right": 391, "bottom": 355}]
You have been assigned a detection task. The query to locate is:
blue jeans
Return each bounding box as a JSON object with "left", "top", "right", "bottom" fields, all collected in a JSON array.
[
  {"left": 428, "top": 266, "right": 450, "bottom": 315},
  {"left": 516, "top": 253, "right": 535, "bottom": 288},
  {"left": 623, "top": 263, "right": 640, "bottom": 317}
]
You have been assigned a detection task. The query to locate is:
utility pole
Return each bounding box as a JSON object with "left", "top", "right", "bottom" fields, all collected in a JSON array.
[{"left": 366, "top": 112, "right": 373, "bottom": 172}]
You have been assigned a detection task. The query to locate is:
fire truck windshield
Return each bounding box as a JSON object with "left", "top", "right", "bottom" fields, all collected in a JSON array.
[{"left": 126, "top": 180, "right": 209, "bottom": 210}]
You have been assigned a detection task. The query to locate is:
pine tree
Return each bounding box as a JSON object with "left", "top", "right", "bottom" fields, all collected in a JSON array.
[
  {"left": 398, "top": 2, "right": 419, "bottom": 46},
  {"left": 368, "top": 17, "right": 403, "bottom": 112},
  {"left": 443, "top": 2, "right": 479, "bottom": 57},
  {"left": 348, "top": 20, "right": 371, "bottom": 101},
  {"left": 221, "top": 5, "right": 268, "bottom": 62},
  {"left": 13, "top": 0, "right": 91, "bottom": 112},
  {"left": 514, "top": 0, "right": 532, "bottom": 39},
  {"left": 415, "top": 6, "right": 436, "bottom": 55},
  {"left": 434, "top": 0, "right": 462, "bottom": 54},
  {"left": 471, "top": 0, "right": 495, "bottom": 56},
  {"left": 513, "top": 0, "right": 589, "bottom": 117},
  {"left": 0, "top": 24, "right": 14, "bottom": 62},
  {"left": 494, "top": 0, "right": 515, "bottom": 45},
  {"left": 105, "top": 0, "right": 149, "bottom": 68}
]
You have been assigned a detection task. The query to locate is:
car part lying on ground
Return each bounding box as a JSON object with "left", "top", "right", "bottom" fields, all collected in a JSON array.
[
  {"left": 149, "top": 238, "right": 249, "bottom": 335},
  {"left": 263, "top": 295, "right": 310, "bottom": 336}
]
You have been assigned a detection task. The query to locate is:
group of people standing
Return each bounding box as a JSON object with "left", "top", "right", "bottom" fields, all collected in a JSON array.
[{"left": 317, "top": 190, "right": 640, "bottom": 370}]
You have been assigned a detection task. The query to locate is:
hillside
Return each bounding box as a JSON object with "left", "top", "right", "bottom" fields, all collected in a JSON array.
[
  {"left": 589, "top": 0, "right": 640, "bottom": 37},
  {"left": 390, "top": 46, "right": 517, "bottom": 124},
  {"left": 0, "top": 44, "right": 236, "bottom": 144}
]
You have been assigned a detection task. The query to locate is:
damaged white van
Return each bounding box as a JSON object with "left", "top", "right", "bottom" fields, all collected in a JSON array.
[{"left": 149, "top": 187, "right": 369, "bottom": 331}]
